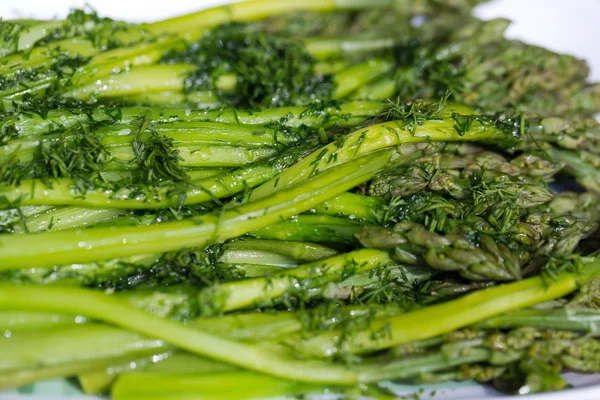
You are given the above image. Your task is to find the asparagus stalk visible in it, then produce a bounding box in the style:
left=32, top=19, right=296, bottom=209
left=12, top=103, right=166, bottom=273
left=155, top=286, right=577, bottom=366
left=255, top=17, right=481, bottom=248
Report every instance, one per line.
left=11, top=206, right=123, bottom=233
left=64, top=57, right=394, bottom=105
left=248, top=104, right=520, bottom=201
left=475, top=307, right=600, bottom=332
left=305, top=36, right=398, bottom=60
left=0, top=138, right=319, bottom=209
left=225, top=239, right=337, bottom=262
left=1, top=100, right=385, bottom=141
left=198, top=248, right=393, bottom=314
left=0, top=324, right=167, bottom=375
left=143, top=0, right=396, bottom=37
left=0, top=147, right=397, bottom=269
left=79, top=352, right=236, bottom=394
left=350, top=75, right=397, bottom=101
left=357, top=348, right=492, bottom=383
left=0, top=311, right=87, bottom=332
left=290, top=253, right=600, bottom=357
left=250, top=214, right=363, bottom=243
left=0, top=284, right=360, bottom=384
left=310, top=192, right=386, bottom=223
left=0, top=353, right=162, bottom=391
left=332, top=58, right=395, bottom=99
left=112, top=371, right=328, bottom=400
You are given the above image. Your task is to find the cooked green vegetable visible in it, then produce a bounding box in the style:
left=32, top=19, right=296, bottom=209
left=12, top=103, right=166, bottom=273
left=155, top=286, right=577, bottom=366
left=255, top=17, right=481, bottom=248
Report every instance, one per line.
left=1, top=0, right=600, bottom=399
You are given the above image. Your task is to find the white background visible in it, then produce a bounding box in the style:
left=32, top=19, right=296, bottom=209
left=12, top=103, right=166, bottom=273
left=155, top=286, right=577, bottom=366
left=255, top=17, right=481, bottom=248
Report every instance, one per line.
left=1, top=0, right=600, bottom=81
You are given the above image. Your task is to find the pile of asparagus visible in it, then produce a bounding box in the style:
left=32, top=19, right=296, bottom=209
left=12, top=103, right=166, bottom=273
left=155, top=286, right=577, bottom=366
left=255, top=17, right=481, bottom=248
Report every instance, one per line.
left=2, top=1, right=600, bottom=398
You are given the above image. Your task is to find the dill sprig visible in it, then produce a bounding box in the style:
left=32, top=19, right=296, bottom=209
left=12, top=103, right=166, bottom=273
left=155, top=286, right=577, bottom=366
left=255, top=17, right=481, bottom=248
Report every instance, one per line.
left=383, top=93, right=449, bottom=135
left=161, top=22, right=333, bottom=109
left=37, top=7, right=131, bottom=51
left=0, top=122, right=111, bottom=191
left=131, top=123, right=190, bottom=186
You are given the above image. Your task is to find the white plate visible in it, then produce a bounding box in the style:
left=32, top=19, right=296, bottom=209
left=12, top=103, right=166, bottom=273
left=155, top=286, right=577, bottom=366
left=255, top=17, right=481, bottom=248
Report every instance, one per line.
left=1, top=1, right=599, bottom=399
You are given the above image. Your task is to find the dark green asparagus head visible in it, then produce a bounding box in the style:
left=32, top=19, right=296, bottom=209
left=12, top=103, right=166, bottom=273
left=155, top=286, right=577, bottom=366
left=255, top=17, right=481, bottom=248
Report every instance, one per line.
left=370, top=162, right=554, bottom=222
left=161, top=22, right=333, bottom=109
left=484, top=327, right=600, bottom=393
left=394, top=18, right=599, bottom=116
left=450, top=19, right=595, bottom=115
left=358, top=159, right=598, bottom=281
left=548, top=192, right=600, bottom=223
left=357, top=223, right=524, bottom=281
left=254, top=0, right=488, bottom=40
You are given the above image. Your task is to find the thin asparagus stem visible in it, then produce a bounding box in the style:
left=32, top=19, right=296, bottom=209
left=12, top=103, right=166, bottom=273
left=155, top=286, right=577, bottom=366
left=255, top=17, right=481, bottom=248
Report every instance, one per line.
left=225, top=239, right=337, bottom=262
left=475, top=308, right=600, bottom=332
left=290, top=254, right=600, bottom=357
left=333, top=58, right=395, bottom=99
left=350, top=75, right=397, bottom=101
left=0, top=285, right=359, bottom=384
left=143, top=0, right=396, bottom=37
left=112, top=371, right=328, bottom=400
left=3, top=100, right=384, bottom=140
left=198, top=248, right=393, bottom=313
left=0, top=148, right=397, bottom=269
left=305, top=37, right=397, bottom=60
left=250, top=214, right=363, bottom=243
left=0, top=354, right=158, bottom=391
left=0, top=311, right=87, bottom=332
left=0, top=139, right=319, bottom=209
left=0, top=324, right=166, bottom=373
left=249, top=106, right=516, bottom=201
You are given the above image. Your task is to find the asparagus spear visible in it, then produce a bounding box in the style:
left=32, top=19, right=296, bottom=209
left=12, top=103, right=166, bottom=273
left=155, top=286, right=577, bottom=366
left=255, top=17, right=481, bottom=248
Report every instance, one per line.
left=0, top=284, right=360, bottom=384
left=198, top=248, right=393, bottom=314
left=142, top=0, right=397, bottom=38
left=289, top=253, right=600, bottom=357
left=112, top=371, right=328, bottom=400
left=63, top=57, right=393, bottom=107
left=0, top=100, right=385, bottom=142
left=249, top=101, right=521, bottom=201
left=0, top=147, right=398, bottom=269
left=547, top=191, right=600, bottom=222
left=1, top=1, right=396, bottom=109
left=1, top=2, right=600, bottom=398
left=399, top=18, right=600, bottom=116
left=0, top=140, right=319, bottom=209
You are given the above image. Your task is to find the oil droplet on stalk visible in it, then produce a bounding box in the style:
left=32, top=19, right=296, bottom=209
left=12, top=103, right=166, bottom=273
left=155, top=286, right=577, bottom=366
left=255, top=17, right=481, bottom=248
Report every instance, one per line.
left=78, top=241, right=92, bottom=250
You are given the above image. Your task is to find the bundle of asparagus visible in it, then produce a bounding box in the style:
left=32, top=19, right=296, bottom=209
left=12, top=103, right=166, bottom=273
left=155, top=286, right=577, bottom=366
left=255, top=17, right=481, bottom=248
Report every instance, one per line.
left=2, top=1, right=600, bottom=398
